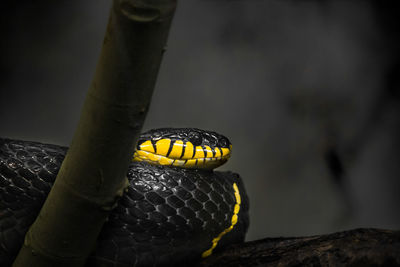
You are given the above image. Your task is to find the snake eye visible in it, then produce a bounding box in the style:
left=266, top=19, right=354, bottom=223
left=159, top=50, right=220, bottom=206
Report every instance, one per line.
left=188, top=132, right=202, bottom=146
left=218, top=138, right=228, bottom=148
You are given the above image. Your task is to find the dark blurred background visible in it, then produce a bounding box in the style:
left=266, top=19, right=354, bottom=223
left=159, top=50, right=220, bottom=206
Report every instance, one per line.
left=1, top=1, right=399, bottom=241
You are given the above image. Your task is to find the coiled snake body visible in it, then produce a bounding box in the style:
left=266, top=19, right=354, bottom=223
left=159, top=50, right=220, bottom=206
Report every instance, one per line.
left=0, top=128, right=249, bottom=266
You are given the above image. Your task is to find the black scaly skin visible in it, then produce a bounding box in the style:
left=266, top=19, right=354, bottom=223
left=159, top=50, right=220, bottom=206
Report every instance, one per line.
left=0, top=138, right=249, bottom=266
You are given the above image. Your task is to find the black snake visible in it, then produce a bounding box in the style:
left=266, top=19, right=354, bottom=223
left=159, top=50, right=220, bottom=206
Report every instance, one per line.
left=0, top=128, right=249, bottom=266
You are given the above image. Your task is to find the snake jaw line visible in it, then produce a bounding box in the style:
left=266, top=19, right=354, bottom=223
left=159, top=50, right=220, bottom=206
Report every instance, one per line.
left=133, top=149, right=230, bottom=169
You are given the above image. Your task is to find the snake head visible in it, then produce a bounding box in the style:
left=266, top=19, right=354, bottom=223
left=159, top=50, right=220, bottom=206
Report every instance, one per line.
left=133, top=128, right=232, bottom=169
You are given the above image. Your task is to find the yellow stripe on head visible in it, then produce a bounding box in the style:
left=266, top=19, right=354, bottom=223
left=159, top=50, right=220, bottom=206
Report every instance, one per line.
left=182, top=142, right=194, bottom=159
left=173, top=159, right=186, bottom=166
left=139, top=140, right=155, bottom=153
left=184, top=159, right=197, bottom=167
left=193, top=146, right=205, bottom=159
left=133, top=129, right=232, bottom=169
left=204, top=145, right=213, bottom=158
left=221, top=147, right=230, bottom=157
left=196, top=158, right=204, bottom=166
left=159, top=157, right=174, bottom=166
left=156, top=139, right=171, bottom=156
left=148, top=153, right=162, bottom=162
left=168, top=140, right=184, bottom=158
left=214, top=147, right=221, bottom=158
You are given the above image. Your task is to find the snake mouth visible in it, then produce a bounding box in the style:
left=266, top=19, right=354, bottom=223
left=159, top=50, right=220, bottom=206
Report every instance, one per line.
left=133, top=150, right=230, bottom=169
left=133, top=139, right=231, bottom=169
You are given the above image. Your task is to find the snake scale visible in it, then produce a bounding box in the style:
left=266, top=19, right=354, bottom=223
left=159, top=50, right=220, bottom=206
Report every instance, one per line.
left=0, top=128, right=249, bottom=266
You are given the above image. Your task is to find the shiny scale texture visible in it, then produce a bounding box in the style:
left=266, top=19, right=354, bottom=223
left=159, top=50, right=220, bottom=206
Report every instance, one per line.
left=0, top=138, right=249, bottom=266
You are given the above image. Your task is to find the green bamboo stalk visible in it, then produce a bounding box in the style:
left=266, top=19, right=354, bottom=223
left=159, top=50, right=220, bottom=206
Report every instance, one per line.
left=12, top=1, right=177, bottom=266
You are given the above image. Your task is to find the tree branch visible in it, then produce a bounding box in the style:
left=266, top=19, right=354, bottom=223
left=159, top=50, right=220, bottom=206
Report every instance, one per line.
left=198, top=228, right=400, bottom=266
left=12, top=1, right=177, bottom=266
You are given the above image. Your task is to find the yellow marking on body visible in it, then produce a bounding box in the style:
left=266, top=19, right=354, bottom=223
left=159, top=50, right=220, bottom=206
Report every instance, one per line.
left=234, top=203, right=240, bottom=214
left=202, top=182, right=241, bottom=258
left=139, top=140, right=155, bottom=153
left=136, top=150, right=150, bottom=158
left=168, top=140, right=184, bottom=158
left=182, top=142, right=194, bottom=159
left=193, top=146, right=205, bottom=159
left=156, top=139, right=171, bottom=156
left=221, top=147, right=230, bottom=157
left=231, top=214, right=238, bottom=225
left=214, top=147, right=221, bottom=158
left=204, top=145, right=213, bottom=158
left=234, top=184, right=241, bottom=204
